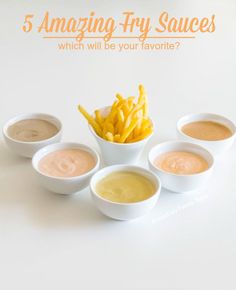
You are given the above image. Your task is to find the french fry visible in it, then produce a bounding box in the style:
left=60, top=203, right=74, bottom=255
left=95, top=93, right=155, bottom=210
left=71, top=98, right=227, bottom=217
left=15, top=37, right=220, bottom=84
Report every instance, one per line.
left=114, top=134, right=121, bottom=142
left=116, top=94, right=123, bottom=101
left=120, top=118, right=139, bottom=143
left=78, top=85, right=153, bottom=144
left=117, top=108, right=125, bottom=123
left=105, top=132, right=114, bottom=142
left=141, top=118, right=151, bottom=131
left=126, top=130, right=134, bottom=142
left=127, top=97, right=135, bottom=109
left=133, top=108, right=143, bottom=137
left=138, top=86, right=144, bottom=105
left=106, top=123, right=114, bottom=135
left=78, top=105, right=102, bottom=136
left=95, top=110, right=103, bottom=126
left=128, top=127, right=153, bottom=143
left=123, top=102, right=144, bottom=131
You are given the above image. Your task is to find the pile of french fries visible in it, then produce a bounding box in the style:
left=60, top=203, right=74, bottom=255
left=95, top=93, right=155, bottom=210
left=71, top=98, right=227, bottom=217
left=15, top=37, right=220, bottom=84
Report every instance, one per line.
left=78, top=85, right=153, bottom=143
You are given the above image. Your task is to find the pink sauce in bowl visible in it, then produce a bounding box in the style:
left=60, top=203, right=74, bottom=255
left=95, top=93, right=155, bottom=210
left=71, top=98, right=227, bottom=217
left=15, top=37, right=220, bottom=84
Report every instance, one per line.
left=38, top=148, right=96, bottom=178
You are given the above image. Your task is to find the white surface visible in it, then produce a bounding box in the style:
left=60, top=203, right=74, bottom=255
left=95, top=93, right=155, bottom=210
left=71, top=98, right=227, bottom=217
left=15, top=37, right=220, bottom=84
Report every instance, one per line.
left=0, top=1, right=236, bottom=289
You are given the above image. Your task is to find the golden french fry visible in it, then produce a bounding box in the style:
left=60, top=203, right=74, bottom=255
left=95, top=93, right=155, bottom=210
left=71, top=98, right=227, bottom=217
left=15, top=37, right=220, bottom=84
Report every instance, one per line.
left=134, top=119, right=142, bottom=137
left=78, top=85, right=153, bottom=144
left=116, top=94, right=123, bottom=101
left=120, top=118, right=139, bottom=143
left=114, top=134, right=120, bottom=142
left=117, top=108, right=125, bottom=123
left=105, top=132, right=114, bottom=142
left=128, top=127, right=153, bottom=143
left=126, top=130, right=134, bottom=142
left=95, top=110, right=103, bottom=126
left=115, top=120, right=122, bottom=135
left=106, top=122, right=114, bottom=135
left=78, top=105, right=102, bottom=136
left=141, top=118, right=151, bottom=131
left=127, top=97, right=135, bottom=109
left=139, top=84, right=145, bottom=95
left=123, top=102, right=144, bottom=131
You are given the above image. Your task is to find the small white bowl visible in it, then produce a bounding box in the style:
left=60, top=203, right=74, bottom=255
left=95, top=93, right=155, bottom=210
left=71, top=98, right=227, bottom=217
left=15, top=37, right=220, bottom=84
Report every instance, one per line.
left=89, top=107, right=153, bottom=165
left=177, top=113, right=236, bottom=156
left=148, top=141, right=214, bottom=193
left=3, top=113, right=62, bottom=158
left=32, top=142, right=100, bottom=194
left=90, top=165, right=161, bottom=220
left=90, top=127, right=152, bottom=165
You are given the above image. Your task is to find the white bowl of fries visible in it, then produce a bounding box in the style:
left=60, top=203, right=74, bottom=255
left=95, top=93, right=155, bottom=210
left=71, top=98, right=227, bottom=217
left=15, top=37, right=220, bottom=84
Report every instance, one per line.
left=78, top=85, right=154, bottom=165
left=89, top=120, right=153, bottom=165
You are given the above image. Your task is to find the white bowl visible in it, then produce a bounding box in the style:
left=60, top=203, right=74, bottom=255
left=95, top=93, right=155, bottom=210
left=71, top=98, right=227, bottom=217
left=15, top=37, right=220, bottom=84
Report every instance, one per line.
left=148, top=141, right=214, bottom=193
left=89, top=106, right=153, bottom=165
left=90, top=165, right=161, bottom=220
left=90, top=126, right=152, bottom=165
left=177, top=113, right=236, bottom=156
left=32, top=142, right=100, bottom=194
left=3, top=113, right=62, bottom=158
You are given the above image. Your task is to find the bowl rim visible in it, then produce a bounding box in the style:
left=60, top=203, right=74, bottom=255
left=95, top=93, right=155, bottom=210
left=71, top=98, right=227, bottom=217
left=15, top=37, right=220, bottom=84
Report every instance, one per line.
left=177, top=112, right=236, bottom=143
left=32, top=142, right=100, bottom=181
left=90, top=164, right=161, bottom=206
left=3, top=112, right=62, bottom=145
left=148, top=140, right=215, bottom=177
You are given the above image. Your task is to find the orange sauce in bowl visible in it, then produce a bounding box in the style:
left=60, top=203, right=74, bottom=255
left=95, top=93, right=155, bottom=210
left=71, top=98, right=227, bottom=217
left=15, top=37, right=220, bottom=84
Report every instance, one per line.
left=154, top=151, right=209, bottom=175
left=181, top=121, right=232, bottom=141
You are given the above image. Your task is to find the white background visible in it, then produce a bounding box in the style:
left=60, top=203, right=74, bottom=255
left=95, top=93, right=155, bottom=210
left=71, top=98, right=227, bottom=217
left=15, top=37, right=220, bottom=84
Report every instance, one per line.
left=0, top=1, right=236, bottom=289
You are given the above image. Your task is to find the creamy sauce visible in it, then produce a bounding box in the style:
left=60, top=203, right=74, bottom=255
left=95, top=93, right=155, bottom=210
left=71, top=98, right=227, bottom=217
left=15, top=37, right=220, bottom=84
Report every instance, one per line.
left=8, top=119, right=58, bottom=142
left=154, top=151, right=209, bottom=175
left=39, top=149, right=96, bottom=178
left=96, top=171, right=156, bottom=203
left=182, top=121, right=232, bottom=141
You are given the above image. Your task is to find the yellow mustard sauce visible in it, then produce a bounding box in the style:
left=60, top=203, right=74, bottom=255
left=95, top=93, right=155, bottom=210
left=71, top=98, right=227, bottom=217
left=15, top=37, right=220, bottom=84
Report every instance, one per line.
left=95, top=171, right=156, bottom=203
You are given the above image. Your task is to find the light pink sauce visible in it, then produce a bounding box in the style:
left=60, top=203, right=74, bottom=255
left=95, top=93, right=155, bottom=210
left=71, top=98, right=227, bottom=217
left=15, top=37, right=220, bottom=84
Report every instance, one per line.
left=154, top=151, right=209, bottom=175
left=39, top=149, right=96, bottom=178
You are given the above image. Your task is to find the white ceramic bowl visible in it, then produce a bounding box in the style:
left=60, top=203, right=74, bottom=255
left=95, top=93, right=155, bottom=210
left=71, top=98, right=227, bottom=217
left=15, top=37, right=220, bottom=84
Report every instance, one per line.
left=90, top=127, right=152, bottom=165
left=90, top=165, right=161, bottom=220
left=32, top=142, right=100, bottom=194
left=177, top=113, right=236, bottom=156
left=89, top=107, right=153, bottom=165
left=3, top=113, right=62, bottom=158
left=148, top=141, right=214, bottom=193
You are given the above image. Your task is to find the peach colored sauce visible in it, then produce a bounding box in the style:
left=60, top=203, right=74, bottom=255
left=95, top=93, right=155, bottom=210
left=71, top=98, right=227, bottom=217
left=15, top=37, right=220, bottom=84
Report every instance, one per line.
left=154, top=151, right=209, bottom=175
left=182, top=121, right=232, bottom=141
left=7, top=119, right=58, bottom=142
left=38, top=149, right=96, bottom=178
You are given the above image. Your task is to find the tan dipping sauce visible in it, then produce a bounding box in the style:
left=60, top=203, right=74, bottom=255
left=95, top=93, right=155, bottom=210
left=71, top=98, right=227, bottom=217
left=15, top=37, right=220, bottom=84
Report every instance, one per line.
left=154, top=151, right=209, bottom=175
left=182, top=121, right=232, bottom=141
left=8, top=119, right=58, bottom=142
left=38, top=149, right=96, bottom=178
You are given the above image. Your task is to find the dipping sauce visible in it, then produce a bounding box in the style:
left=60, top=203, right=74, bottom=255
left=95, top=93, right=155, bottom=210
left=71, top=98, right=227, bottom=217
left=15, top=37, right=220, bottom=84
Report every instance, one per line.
left=7, top=119, right=58, bottom=142
left=38, top=149, right=96, bottom=178
left=95, top=171, right=156, bottom=203
left=182, top=121, right=232, bottom=141
left=154, top=151, right=209, bottom=175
